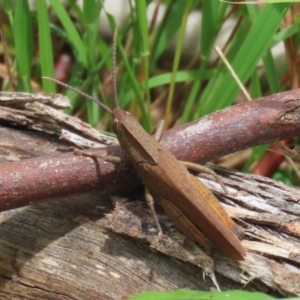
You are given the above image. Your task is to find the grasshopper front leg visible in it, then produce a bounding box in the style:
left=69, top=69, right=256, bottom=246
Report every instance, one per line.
left=145, top=187, right=163, bottom=245
left=74, top=149, right=126, bottom=163
left=74, top=147, right=164, bottom=242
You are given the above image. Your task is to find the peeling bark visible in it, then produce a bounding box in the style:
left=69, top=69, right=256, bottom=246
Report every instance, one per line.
left=0, top=90, right=300, bottom=298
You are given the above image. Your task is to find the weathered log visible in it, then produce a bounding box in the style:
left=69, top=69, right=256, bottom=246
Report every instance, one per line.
left=0, top=91, right=300, bottom=298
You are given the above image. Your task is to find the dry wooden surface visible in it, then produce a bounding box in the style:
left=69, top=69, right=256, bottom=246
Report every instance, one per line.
left=0, top=91, right=300, bottom=299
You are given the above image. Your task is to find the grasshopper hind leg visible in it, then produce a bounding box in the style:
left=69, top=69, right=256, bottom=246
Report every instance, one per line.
left=182, top=161, right=228, bottom=194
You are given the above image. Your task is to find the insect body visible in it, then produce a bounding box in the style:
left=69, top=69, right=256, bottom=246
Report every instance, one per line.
left=112, top=108, right=246, bottom=260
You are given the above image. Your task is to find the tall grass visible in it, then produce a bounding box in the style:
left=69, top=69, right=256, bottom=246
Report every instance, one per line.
left=1, top=0, right=297, bottom=179
left=2, top=1, right=293, bottom=122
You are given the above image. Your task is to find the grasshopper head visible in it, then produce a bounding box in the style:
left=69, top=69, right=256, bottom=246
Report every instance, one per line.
left=112, top=108, right=157, bottom=164
left=112, top=108, right=140, bottom=138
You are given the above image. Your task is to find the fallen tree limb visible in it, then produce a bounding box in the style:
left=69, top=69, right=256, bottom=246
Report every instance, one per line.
left=1, top=89, right=300, bottom=211
left=0, top=90, right=300, bottom=298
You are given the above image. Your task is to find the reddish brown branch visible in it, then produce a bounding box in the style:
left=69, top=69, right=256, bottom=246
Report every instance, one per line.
left=0, top=148, right=139, bottom=211
left=162, top=89, right=300, bottom=162
left=1, top=89, right=300, bottom=212
left=250, top=12, right=299, bottom=178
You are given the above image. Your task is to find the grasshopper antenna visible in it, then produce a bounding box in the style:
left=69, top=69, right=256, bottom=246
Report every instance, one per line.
left=112, top=28, right=119, bottom=109
left=43, top=29, right=121, bottom=114
left=42, top=78, right=113, bottom=115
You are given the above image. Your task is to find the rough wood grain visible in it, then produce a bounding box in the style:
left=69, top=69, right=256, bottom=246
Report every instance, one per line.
left=1, top=90, right=300, bottom=298
left=0, top=125, right=299, bottom=299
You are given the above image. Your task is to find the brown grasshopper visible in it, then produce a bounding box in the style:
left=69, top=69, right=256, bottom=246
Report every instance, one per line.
left=44, top=76, right=246, bottom=260
left=43, top=40, right=245, bottom=262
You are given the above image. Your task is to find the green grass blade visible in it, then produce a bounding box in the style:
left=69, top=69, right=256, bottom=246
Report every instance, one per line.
left=262, top=50, right=282, bottom=93
left=123, top=69, right=214, bottom=105
left=271, top=22, right=299, bottom=46
left=3, top=0, right=13, bottom=25
left=135, top=0, right=151, bottom=119
left=195, top=3, right=291, bottom=118
left=180, top=0, right=225, bottom=124
left=250, top=69, right=262, bottom=99
left=151, top=2, right=192, bottom=64
left=82, top=0, right=102, bottom=126
left=164, top=0, right=193, bottom=127
left=13, top=0, right=33, bottom=92
left=117, top=36, right=152, bottom=132
left=48, top=0, right=88, bottom=67
left=129, top=290, right=277, bottom=300
left=37, top=0, right=55, bottom=93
